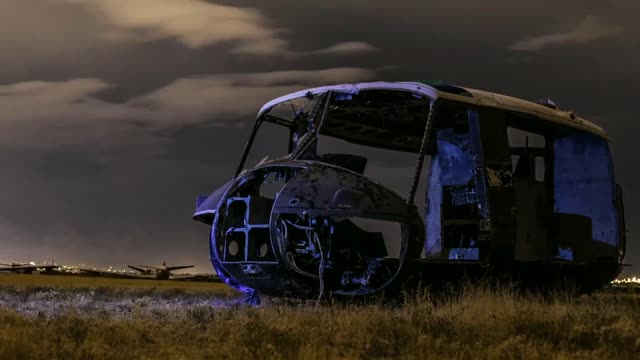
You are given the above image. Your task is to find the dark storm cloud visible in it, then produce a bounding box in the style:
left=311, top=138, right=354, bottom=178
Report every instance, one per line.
left=1, top=0, right=639, bottom=274
left=0, top=0, right=378, bottom=88
left=0, top=68, right=375, bottom=153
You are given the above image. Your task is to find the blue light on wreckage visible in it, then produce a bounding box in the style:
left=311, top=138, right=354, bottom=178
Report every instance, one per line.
left=334, top=93, right=352, bottom=101
left=556, top=247, right=574, bottom=261
left=210, top=257, right=261, bottom=305
left=448, top=248, right=480, bottom=260
left=554, top=133, right=618, bottom=247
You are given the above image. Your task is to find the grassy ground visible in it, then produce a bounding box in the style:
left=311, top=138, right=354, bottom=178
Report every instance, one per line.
left=1, top=274, right=639, bottom=359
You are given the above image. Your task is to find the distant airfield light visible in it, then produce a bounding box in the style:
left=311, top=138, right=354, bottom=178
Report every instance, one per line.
left=611, top=277, right=640, bottom=284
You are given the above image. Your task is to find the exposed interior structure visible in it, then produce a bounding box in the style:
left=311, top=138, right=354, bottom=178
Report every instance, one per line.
left=424, top=104, right=622, bottom=267
left=194, top=82, right=626, bottom=299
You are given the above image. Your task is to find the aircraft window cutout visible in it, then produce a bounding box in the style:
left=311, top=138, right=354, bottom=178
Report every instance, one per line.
left=507, top=127, right=546, bottom=182
left=241, top=121, right=292, bottom=171
left=315, top=134, right=428, bottom=209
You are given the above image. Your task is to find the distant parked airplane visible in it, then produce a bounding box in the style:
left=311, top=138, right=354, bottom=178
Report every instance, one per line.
left=128, top=261, right=194, bottom=280
left=0, top=261, right=59, bottom=274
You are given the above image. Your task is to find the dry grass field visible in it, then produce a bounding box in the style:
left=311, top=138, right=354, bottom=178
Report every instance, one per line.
left=1, top=273, right=639, bottom=359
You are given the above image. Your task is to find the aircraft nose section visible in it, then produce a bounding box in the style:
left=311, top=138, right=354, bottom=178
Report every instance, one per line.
left=204, top=161, right=423, bottom=298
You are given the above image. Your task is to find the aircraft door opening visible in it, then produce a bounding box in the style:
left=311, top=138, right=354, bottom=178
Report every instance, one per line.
left=508, top=127, right=553, bottom=261
left=425, top=108, right=490, bottom=261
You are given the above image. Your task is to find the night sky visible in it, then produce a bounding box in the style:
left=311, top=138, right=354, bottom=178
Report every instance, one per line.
left=1, top=0, right=638, bottom=275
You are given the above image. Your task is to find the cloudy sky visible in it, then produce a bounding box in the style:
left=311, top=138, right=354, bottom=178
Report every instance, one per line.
left=1, top=0, right=638, bottom=274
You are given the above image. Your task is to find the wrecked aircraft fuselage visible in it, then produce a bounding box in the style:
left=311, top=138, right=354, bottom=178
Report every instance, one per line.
left=194, top=81, right=627, bottom=300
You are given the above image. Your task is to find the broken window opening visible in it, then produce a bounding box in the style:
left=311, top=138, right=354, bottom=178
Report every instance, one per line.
left=261, top=89, right=432, bottom=156
left=315, top=90, right=432, bottom=215
left=508, top=127, right=546, bottom=182
left=262, top=89, right=433, bottom=214
left=315, top=134, right=429, bottom=214
left=241, top=121, right=292, bottom=171
left=266, top=94, right=323, bottom=127
left=510, top=155, right=545, bottom=183
left=320, top=89, right=430, bottom=153
left=236, top=93, right=327, bottom=175
left=425, top=108, right=488, bottom=260
left=507, top=126, right=553, bottom=261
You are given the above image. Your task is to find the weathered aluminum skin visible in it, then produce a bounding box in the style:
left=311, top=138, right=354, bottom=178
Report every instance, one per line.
left=258, top=81, right=607, bottom=139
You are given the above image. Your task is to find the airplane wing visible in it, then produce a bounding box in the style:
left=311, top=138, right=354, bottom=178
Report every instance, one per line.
left=165, top=265, right=195, bottom=271
left=128, top=265, right=151, bottom=273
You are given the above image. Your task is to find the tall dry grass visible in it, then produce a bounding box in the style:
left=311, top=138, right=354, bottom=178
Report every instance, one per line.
left=1, top=282, right=639, bottom=360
